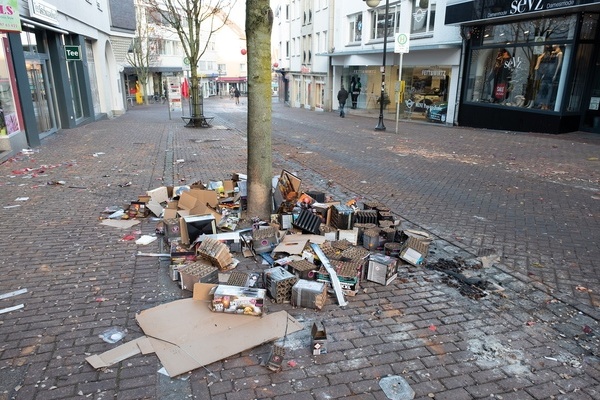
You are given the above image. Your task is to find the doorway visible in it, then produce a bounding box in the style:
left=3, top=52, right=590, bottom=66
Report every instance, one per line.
left=581, top=49, right=600, bottom=133
left=26, top=59, right=57, bottom=138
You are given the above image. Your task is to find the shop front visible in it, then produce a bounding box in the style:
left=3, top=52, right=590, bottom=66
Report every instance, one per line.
left=446, top=0, right=600, bottom=134
left=334, top=47, right=459, bottom=124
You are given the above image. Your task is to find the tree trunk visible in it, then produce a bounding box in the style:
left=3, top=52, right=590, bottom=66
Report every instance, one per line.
left=246, top=1, right=273, bottom=220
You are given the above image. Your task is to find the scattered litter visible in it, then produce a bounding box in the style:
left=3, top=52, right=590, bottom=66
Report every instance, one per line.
left=3, top=205, right=21, bottom=209
left=22, top=148, right=35, bottom=155
left=14, top=197, right=29, bottom=201
left=379, top=376, right=415, bottom=400
left=121, top=234, right=137, bottom=241
left=428, top=324, right=437, bottom=332
left=0, top=288, right=27, bottom=300
left=100, top=219, right=140, bottom=229
left=135, top=235, right=158, bottom=245
left=95, top=297, right=109, bottom=302
left=583, top=325, right=593, bottom=334
left=174, top=159, right=185, bottom=164
left=0, top=304, right=25, bottom=314
left=526, top=321, right=536, bottom=326
left=287, top=360, right=297, bottom=367
left=544, top=356, right=558, bottom=362
left=575, top=285, right=592, bottom=293
left=136, top=252, right=170, bottom=257
left=107, top=209, right=125, bottom=219
left=118, top=182, right=132, bottom=187
left=425, top=258, right=489, bottom=299
left=47, top=181, right=66, bottom=185
left=99, top=327, right=127, bottom=344
left=92, top=152, right=105, bottom=157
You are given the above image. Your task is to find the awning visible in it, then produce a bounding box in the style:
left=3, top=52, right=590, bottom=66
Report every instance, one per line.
left=123, top=66, right=183, bottom=74
left=216, top=77, right=247, bottom=82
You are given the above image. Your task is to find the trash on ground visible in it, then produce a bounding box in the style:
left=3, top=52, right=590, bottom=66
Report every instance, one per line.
left=99, top=327, right=127, bottom=344
left=135, top=235, right=157, bottom=245
left=379, top=375, right=415, bottom=400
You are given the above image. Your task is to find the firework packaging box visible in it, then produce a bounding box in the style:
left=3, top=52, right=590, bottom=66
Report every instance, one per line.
left=263, top=266, right=298, bottom=303
left=210, top=285, right=266, bottom=317
left=311, top=321, right=328, bottom=355
left=366, top=253, right=398, bottom=285
left=398, top=229, right=432, bottom=266
left=179, top=261, right=219, bottom=291
left=291, top=279, right=327, bottom=310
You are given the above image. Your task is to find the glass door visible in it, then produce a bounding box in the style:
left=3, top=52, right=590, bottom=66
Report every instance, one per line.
left=26, top=59, right=57, bottom=137
left=582, top=50, right=600, bottom=133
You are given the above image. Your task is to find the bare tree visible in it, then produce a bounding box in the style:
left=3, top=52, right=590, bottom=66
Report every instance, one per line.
left=146, top=0, right=236, bottom=124
left=126, top=3, right=158, bottom=105
left=246, top=0, right=273, bottom=220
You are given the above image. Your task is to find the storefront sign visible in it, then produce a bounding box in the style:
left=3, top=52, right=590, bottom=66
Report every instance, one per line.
left=28, top=0, right=58, bottom=25
left=446, top=0, right=586, bottom=24
left=0, top=0, right=20, bottom=32
left=64, top=45, right=81, bottom=61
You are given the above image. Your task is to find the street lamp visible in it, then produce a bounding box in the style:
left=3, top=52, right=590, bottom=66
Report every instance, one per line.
left=364, top=0, right=390, bottom=131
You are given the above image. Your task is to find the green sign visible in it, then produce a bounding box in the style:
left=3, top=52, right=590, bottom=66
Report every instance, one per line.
left=65, top=45, right=81, bottom=61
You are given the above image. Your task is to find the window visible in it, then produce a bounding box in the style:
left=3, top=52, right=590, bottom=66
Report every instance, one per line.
left=371, top=4, right=401, bottom=40
left=240, top=63, right=246, bottom=72
left=348, top=13, right=363, bottom=43
left=217, top=64, right=226, bottom=75
left=285, top=40, right=290, bottom=58
left=465, top=15, right=577, bottom=112
left=411, top=0, right=435, bottom=35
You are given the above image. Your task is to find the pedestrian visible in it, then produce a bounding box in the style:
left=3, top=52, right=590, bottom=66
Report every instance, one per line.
left=351, top=77, right=361, bottom=109
left=337, top=86, right=348, bottom=117
left=229, top=87, right=234, bottom=99
left=234, top=87, right=241, bottom=105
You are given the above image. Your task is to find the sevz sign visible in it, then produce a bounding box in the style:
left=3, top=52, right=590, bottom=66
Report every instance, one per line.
left=64, top=45, right=81, bottom=61
left=446, top=0, right=589, bottom=24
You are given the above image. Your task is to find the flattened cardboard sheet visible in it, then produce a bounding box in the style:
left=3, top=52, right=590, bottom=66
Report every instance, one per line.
left=86, top=284, right=303, bottom=377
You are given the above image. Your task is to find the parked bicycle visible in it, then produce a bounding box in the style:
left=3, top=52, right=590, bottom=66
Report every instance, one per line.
left=150, top=92, right=167, bottom=104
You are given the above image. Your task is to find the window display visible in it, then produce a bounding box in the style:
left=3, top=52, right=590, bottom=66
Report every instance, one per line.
left=465, top=15, right=576, bottom=112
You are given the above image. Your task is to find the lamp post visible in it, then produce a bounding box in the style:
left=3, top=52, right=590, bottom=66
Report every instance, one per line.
left=365, top=0, right=390, bottom=131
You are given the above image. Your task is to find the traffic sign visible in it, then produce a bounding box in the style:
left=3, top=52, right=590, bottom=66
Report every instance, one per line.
left=394, top=33, right=409, bottom=53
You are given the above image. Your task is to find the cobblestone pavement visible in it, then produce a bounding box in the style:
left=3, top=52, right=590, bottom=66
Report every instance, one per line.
left=0, top=97, right=598, bottom=400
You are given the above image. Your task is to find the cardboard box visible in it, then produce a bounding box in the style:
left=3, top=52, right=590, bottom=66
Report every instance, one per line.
left=196, top=237, right=234, bottom=271
left=367, top=254, right=398, bottom=285
left=399, top=230, right=432, bottom=266
left=287, top=259, right=317, bottom=280
left=263, top=266, right=299, bottom=304
left=210, top=285, right=266, bottom=316
left=311, top=322, right=327, bottom=355
left=291, top=280, right=327, bottom=310
left=178, top=261, right=219, bottom=291
left=180, top=214, right=217, bottom=245
left=170, top=240, right=196, bottom=264
left=252, top=226, right=279, bottom=254
left=164, top=218, right=181, bottom=239
left=273, top=170, right=301, bottom=213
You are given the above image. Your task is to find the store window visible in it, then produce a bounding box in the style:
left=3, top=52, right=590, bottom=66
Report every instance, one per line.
left=465, top=15, right=577, bottom=112
left=348, top=13, right=362, bottom=43
left=370, top=4, right=401, bottom=41
left=0, top=35, right=21, bottom=136
left=411, top=0, right=435, bottom=35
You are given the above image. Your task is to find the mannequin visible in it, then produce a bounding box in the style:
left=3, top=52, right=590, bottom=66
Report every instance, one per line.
left=489, top=49, right=512, bottom=103
left=534, top=45, right=563, bottom=109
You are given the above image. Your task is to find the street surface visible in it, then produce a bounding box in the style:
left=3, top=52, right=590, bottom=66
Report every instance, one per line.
left=0, top=96, right=598, bottom=399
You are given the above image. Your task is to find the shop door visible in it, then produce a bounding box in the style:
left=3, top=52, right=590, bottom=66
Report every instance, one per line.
left=26, top=60, right=57, bottom=137
left=582, top=50, right=600, bottom=133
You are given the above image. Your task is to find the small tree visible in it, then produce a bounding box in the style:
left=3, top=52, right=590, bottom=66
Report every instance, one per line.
left=146, top=0, right=236, bottom=124
left=126, top=2, right=158, bottom=105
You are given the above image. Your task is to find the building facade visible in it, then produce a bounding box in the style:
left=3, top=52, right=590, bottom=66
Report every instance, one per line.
left=446, top=0, right=600, bottom=134
left=0, top=0, right=134, bottom=158
left=273, top=0, right=462, bottom=125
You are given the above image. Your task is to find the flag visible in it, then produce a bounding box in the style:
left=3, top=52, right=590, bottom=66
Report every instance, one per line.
left=181, top=78, right=189, bottom=98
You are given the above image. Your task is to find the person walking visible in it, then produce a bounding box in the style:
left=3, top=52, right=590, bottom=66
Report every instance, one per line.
left=337, top=86, right=349, bottom=118
left=234, top=87, right=241, bottom=105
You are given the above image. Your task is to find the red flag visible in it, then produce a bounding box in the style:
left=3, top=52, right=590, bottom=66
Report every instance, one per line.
left=181, top=78, right=189, bottom=98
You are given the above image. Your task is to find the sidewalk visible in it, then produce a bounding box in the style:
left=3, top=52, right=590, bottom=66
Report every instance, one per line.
left=0, top=99, right=598, bottom=400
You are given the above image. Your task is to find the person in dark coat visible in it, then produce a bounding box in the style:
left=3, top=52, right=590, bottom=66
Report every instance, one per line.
left=337, top=86, right=349, bottom=117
